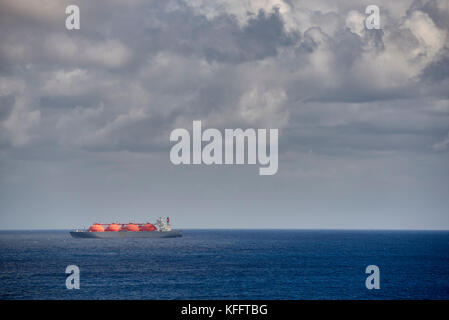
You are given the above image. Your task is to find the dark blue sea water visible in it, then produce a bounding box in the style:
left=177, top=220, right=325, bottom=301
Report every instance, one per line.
left=0, top=230, right=448, bottom=300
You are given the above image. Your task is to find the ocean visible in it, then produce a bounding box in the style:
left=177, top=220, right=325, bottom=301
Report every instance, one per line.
left=0, top=230, right=448, bottom=300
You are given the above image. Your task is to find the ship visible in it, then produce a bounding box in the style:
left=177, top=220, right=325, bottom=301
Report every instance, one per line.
left=70, top=217, right=182, bottom=238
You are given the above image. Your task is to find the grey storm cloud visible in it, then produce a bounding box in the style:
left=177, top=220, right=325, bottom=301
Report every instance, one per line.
left=0, top=0, right=448, bottom=229
left=141, top=6, right=300, bottom=63
left=0, top=0, right=448, bottom=153
left=421, top=52, right=449, bottom=82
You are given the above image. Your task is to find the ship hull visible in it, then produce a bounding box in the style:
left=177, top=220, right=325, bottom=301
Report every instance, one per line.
left=70, top=230, right=182, bottom=238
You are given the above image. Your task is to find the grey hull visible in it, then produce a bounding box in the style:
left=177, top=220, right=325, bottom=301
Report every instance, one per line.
left=70, top=230, right=182, bottom=238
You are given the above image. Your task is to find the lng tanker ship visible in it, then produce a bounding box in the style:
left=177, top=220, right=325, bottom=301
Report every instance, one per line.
left=70, top=217, right=182, bottom=238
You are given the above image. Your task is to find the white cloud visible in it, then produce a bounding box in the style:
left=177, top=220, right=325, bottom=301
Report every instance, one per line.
left=1, top=96, right=41, bottom=147
left=403, top=10, right=446, bottom=63
left=45, top=35, right=131, bottom=69
left=43, top=69, right=92, bottom=95
left=432, top=132, right=449, bottom=151
left=236, top=86, right=288, bottom=128
left=345, top=10, right=366, bottom=36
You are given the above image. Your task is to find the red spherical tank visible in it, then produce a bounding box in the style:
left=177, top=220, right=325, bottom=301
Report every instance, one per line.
left=105, top=223, right=120, bottom=232
left=122, top=223, right=139, bottom=232
left=140, top=223, right=156, bottom=231
left=88, top=224, right=104, bottom=232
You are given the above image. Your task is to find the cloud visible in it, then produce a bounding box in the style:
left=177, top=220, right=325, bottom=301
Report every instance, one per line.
left=44, top=35, right=132, bottom=69
left=432, top=132, right=449, bottom=151
left=0, top=0, right=66, bottom=24
left=0, top=0, right=448, bottom=154
left=421, top=50, right=449, bottom=82
left=1, top=96, right=41, bottom=147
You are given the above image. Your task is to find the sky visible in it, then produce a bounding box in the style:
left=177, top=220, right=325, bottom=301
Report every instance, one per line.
left=0, top=0, right=448, bottom=230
